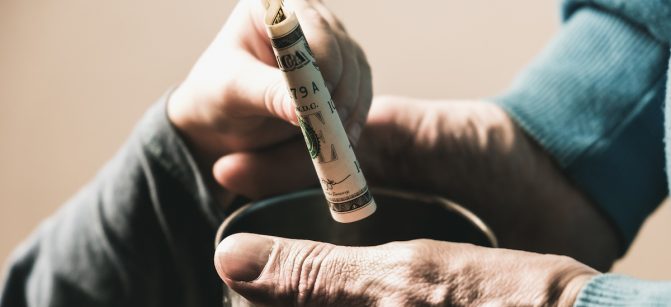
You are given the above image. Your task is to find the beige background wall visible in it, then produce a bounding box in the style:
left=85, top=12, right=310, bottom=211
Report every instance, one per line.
left=1, top=0, right=669, bottom=280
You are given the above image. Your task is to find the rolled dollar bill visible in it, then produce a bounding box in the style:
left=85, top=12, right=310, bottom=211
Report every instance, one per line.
left=262, top=0, right=376, bottom=223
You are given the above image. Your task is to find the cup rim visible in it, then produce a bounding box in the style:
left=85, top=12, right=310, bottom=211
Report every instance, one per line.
left=214, top=187, right=498, bottom=248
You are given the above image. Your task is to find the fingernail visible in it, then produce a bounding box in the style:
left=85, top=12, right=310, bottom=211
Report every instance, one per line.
left=347, top=122, right=362, bottom=145
left=285, top=97, right=299, bottom=126
left=289, top=113, right=299, bottom=126
left=215, top=233, right=273, bottom=282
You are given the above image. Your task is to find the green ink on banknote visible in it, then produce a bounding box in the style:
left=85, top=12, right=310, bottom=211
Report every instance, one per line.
left=299, top=117, right=320, bottom=159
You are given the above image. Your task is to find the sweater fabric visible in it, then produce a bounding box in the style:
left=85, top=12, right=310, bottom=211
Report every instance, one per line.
left=2, top=0, right=671, bottom=306
left=496, top=0, right=671, bottom=305
left=0, top=94, right=228, bottom=307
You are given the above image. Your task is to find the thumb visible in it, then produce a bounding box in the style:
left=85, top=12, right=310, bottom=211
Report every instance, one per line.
left=229, top=60, right=299, bottom=125
left=214, top=233, right=382, bottom=306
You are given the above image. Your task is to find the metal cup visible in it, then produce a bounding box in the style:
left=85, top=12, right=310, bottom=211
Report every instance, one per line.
left=215, top=188, right=498, bottom=306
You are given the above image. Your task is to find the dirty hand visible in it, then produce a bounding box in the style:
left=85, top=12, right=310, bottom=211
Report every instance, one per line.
left=215, top=233, right=597, bottom=306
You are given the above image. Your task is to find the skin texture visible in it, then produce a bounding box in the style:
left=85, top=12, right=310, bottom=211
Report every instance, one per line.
left=358, top=97, right=622, bottom=271
left=215, top=97, right=621, bottom=271
left=215, top=233, right=597, bottom=307
left=168, top=0, right=372, bottom=170
left=166, top=0, right=620, bottom=305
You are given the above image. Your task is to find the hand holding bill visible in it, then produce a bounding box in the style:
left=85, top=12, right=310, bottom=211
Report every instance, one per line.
left=167, top=0, right=371, bottom=177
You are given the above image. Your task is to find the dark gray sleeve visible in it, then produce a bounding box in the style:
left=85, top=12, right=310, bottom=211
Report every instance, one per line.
left=0, top=91, right=227, bottom=307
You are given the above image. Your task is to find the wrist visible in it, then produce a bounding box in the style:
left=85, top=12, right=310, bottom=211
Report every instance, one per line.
left=540, top=254, right=599, bottom=307
left=442, top=102, right=620, bottom=269
left=555, top=272, right=597, bottom=307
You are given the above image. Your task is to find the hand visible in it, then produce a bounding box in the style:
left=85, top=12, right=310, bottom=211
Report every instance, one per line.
left=357, top=97, right=622, bottom=270
left=214, top=96, right=621, bottom=270
left=214, top=233, right=597, bottom=306
left=167, top=0, right=371, bottom=168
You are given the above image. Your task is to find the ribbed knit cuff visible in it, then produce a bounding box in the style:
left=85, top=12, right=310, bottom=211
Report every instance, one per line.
left=575, top=274, right=671, bottom=306
left=494, top=7, right=668, bottom=250
left=563, top=0, right=671, bottom=44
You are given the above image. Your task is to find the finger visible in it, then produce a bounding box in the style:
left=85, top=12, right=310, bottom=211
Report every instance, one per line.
left=213, top=1, right=272, bottom=65
left=214, top=234, right=452, bottom=306
left=328, top=30, right=361, bottom=126
left=214, top=233, right=375, bottom=306
left=306, top=2, right=371, bottom=142
left=212, top=137, right=317, bottom=199
left=226, top=0, right=278, bottom=66
left=228, top=0, right=353, bottom=125
left=345, top=42, right=373, bottom=145
left=226, top=0, right=344, bottom=75
left=304, top=2, right=361, bottom=124
left=266, top=0, right=344, bottom=90
left=310, top=0, right=349, bottom=33
left=224, top=57, right=298, bottom=124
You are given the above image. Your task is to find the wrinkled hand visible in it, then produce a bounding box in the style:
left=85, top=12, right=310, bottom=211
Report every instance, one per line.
left=214, top=96, right=621, bottom=270
left=357, top=97, right=622, bottom=270
left=167, top=0, right=371, bottom=169
left=214, top=233, right=597, bottom=306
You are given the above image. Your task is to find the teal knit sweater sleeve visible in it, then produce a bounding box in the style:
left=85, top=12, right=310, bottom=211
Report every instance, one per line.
left=575, top=274, right=671, bottom=306
left=495, top=5, right=669, bottom=249
left=495, top=1, right=671, bottom=306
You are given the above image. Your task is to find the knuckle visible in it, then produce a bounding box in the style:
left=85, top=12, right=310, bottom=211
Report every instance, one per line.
left=281, top=242, right=340, bottom=305
left=384, top=240, right=441, bottom=278
left=378, top=241, right=418, bottom=273
left=380, top=240, right=448, bottom=306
